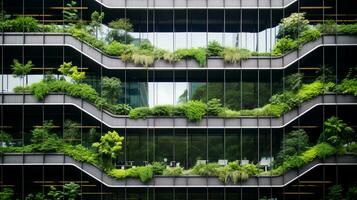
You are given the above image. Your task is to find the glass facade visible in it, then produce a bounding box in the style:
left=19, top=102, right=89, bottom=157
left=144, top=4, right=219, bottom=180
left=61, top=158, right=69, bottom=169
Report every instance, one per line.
left=1, top=0, right=357, bottom=199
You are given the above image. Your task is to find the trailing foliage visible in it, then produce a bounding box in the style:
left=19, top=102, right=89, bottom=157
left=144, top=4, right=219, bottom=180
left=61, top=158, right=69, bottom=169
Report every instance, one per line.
left=318, top=116, right=355, bottom=146
left=221, top=48, right=251, bottom=64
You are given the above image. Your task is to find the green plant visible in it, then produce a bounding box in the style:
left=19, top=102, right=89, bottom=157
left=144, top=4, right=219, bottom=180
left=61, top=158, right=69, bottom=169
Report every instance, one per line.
left=107, top=18, right=134, bottom=44
left=101, top=76, right=122, bottom=104
left=284, top=73, right=304, bottom=91
left=337, top=23, right=357, bottom=35
left=275, top=129, right=309, bottom=166
left=207, top=40, right=224, bottom=56
left=90, top=11, right=105, bottom=38
left=2, top=16, right=40, bottom=32
left=162, top=167, right=184, bottom=176
left=129, top=107, right=152, bottom=119
left=111, top=104, right=132, bottom=115
left=63, top=120, right=80, bottom=143
left=109, top=168, right=127, bottom=179
left=0, top=188, right=14, bottom=200
left=58, top=62, right=86, bottom=83
left=347, top=185, right=357, bottom=200
left=48, top=182, right=80, bottom=200
left=317, top=20, right=338, bottom=34
left=277, top=12, right=309, bottom=39
left=327, top=185, right=343, bottom=200
left=191, top=163, right=220, bottom=176
left=151, top=105, right=175, bottom=117
left=31, top=121, right=56, bottom=143
left=221, top=48, right=251, bottom=64
left=335, top=78, right=357, bottom=96
left=174, top=48, right=207, bottom=67
left=104, top=41, right=127, bottom=56
left=272, top=37, right=298, bottom=56
left=319, top=116, right=354, bottom=146
left=182, top=100, right=207, bottom=121
left=92, top=130, right=124, bottom=160
left=207, top=98, right=223, bottom=116
left=25, top=193, right=46, bottom=200
left=11, top=59, right=34, bottom=85
left=63, top=0, right=79, bottom=24
left=298, top=28, right=321, bottom=44
left=151, top=162, right=166, bottom=175
left=0, top=131, right=12, bottom=145
left=126, top=166, right=154, bottom=182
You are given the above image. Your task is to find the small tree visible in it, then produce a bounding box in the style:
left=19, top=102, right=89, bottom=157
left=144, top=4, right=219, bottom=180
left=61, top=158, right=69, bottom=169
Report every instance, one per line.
left=11, top=59, right=34, bottom=85
left=90, top=11, right=105, bottom=38
left=58, top=62, right=86, bottom=83
left=92, top=130, right=124, bottom=165
left=106, top=18, right=134, bottom=44
left=319, top=116, right=354, bottom=146
left=277, top=12, right=309, bottom=39
left=101, top=76, right=122, bottom=104
left=63, top=0, right=79, bottom=25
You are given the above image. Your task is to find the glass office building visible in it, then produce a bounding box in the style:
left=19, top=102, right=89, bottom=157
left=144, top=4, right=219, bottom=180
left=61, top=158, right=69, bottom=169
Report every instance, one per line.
left=1, top=0, right=357, bottom=199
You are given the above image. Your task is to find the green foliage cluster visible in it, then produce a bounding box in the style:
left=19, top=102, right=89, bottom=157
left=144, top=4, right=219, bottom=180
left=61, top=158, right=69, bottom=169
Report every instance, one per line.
left=275, top=129, right=309, bottom=166
left=217, top=161, right=262, bottom=184
left=335, top=77, right=357, bottom=96
left=58, top=62, right=86, bottom=83
left=92, top=130, right=124, bottom=160
left=0, top=187, right=13, bottom=200
left=277, top=13, right=310, bottom=39
left=129, top=100, right=207, bottom=121
left=326, top=184, right=357, bottom=200
left=318, top=116, right=355, bottom=146
left=222, top=48, right=251, bottom=64
left=162, top=167, right=184, bottom=176
left=24, top=182, right=80, bottom=200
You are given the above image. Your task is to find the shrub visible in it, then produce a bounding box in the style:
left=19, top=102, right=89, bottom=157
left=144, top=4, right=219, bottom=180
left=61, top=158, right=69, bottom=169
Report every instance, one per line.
left=337, top=23, right=357, bottom=35
left=3, top=16, right=40, bottom=32
left=218, top=108, right=240, bottom=117
left=109, top=169, right=127, bottom=179
left=272, top=37, right=299, bottom=56
left=31, top=121, right=56, bottom=143
left=58, top=62, right=86, bottom=83
left=151, top=105, right=175, bottom=117
left=182, top=100, right=207, bottom=121
left=162, top=167, right=184, bottom=176
left=284, top=73, right=304, bottom=91
left=296, top=80, right=324, bottom=100
left=151, top=162, right=166, bottom=175
left=191, top=163, right=220, bottom=176
left=335, top=78, right=357, bottom=96
left=0, top=188, right=14, bottom=200
left=104, top=41, right=127, bottom=56
left=126, top=166, right=154, bottom=183
left=174, top=48, right=207, bottom=67
left=298, top=28, right=321, bottom=44
left=269, top=91, right=301, bottom=109
left=207, top=41, right=224, bottom=56
left=317, top=20, right=338, bottom=34
left=276, top=12, right=309, bottom=39
left=207, top=98, right=223, bottom=116
left=222, top=48, right=251, bottom=64
left=131, top=53, right=155, bottom=67
left=129, top=107, right=152, bottom=119
left=92, top=131, right=124, bottom=160
left=111, top=104, right=132, bottom=115
left=241, top=163, right=262, bottom=176
left=0, top=131, right=13, bottom=144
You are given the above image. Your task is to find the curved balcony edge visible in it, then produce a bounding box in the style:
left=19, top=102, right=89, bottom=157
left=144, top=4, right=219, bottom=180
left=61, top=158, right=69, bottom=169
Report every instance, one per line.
left=94, top=0, right=297, bottom=9
left=1, top=93, right=356, bottom=129
left=1, top=33, right=357, bottom=70
left=0, top=153, right=356, bottom=188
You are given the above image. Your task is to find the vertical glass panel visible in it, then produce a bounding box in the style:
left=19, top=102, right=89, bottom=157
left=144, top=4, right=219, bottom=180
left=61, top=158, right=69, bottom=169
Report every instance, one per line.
left=242, top=70, right=258, bottom=109
left=155, top=129, right=174, bottom=163
left=259, top=70, right=272, bottom=107
left=208, top=10, right=224, bottom=46
left=188, top=188, right=207, bottom=200
left=225, top=70, right=241, bottom=110
left=242, top=129, right=258, bottom=163
left=175, top=129, right=188, bottom=168
left=208, top=70, right=224, bottom=102
left=208, top=129, right=224, bottom=162
left=126, top=129, right=148, bottom=163
left=226, top=129, right=241, bottom=162
left=208, top=188, right=224, bottom=200
left=188, top=129, right=207, bottom=167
